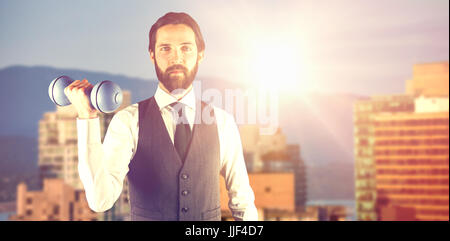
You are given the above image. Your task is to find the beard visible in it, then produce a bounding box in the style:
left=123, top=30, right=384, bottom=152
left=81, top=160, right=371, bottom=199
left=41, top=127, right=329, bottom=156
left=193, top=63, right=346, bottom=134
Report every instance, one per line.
left=155, top=60, right=199, bottom=93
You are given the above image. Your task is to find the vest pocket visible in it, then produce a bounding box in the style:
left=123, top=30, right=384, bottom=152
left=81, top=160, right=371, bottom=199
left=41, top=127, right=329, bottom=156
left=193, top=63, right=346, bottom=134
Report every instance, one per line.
left=201, top=206, right=221, bottom=221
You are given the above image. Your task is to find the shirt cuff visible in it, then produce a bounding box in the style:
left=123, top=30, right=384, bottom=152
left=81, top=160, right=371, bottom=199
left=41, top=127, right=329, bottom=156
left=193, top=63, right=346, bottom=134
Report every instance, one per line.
left=77, top=117, right=101, bottom=144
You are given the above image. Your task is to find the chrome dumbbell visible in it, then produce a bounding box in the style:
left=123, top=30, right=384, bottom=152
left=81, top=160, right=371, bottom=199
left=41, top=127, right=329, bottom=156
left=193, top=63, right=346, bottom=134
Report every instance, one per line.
left=48, top=75, right=123, bottom=113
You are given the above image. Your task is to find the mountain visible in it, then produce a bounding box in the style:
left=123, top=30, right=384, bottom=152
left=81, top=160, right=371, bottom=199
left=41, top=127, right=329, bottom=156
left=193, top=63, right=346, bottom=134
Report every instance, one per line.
left=0, top=136, right=38, bottom=175
left=0, top=136, right=40, bottom=202
left=279, top=92, right=359, bottom=166
left=0, top=65, right=366, bottom=201
left=277, top=92, right=364, bottom=200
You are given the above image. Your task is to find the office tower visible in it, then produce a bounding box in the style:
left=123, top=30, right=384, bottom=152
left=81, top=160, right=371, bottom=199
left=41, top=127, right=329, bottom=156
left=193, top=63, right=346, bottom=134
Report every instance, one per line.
left=288, top=144, right=307, bottom=212
left=374, top=106, right=449, bottom=220
left=354, top=61, right=449, bottom=221
left=354, top=95, right=415, bottom=220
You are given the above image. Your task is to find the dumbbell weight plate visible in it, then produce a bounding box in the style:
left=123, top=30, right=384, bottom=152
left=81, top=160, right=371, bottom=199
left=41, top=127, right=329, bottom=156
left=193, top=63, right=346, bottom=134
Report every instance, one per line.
left=90, top=80, right=123, bottom=113
left=48, top=75, right=74, bottom=106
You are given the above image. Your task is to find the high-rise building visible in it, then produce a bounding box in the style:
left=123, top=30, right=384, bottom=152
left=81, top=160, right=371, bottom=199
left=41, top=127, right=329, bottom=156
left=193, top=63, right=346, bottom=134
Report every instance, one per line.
left=354, top=61, right=449, bottom=221
left=10, top=179, right=97, bottom=221
left=354, top=94, right=415, bottom=220
left=374, top=109, right=449, bottom=220
left=287, top=144, right=307, bottom=212
left=37, top=90, right=132, bottom=220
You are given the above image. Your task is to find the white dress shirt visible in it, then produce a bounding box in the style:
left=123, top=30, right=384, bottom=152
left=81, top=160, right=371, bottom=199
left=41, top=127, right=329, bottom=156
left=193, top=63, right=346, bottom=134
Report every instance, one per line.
left=77, top=84, right=258, bottom=221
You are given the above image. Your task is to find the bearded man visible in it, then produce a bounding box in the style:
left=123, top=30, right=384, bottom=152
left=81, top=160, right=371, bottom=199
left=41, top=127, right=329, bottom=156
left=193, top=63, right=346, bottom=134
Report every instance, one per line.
left=65, top=12, right=258, bottom=221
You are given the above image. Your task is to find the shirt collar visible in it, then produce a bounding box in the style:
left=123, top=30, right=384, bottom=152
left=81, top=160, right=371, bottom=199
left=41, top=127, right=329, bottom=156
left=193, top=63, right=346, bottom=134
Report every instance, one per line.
left=154, top=83, right=196, bottom=111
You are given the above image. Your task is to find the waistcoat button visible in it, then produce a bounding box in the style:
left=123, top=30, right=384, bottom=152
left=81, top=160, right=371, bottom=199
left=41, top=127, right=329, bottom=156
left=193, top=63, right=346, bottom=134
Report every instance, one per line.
left=182, top=190, right=189, bottom=196
left=181, top=174, right=189, bottom=180
left=182, top=207, right=189, bottom=213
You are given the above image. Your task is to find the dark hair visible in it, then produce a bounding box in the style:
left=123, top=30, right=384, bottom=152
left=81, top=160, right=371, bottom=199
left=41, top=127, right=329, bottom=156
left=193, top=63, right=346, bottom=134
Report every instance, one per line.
left=148, top=12, right=205, bottom=53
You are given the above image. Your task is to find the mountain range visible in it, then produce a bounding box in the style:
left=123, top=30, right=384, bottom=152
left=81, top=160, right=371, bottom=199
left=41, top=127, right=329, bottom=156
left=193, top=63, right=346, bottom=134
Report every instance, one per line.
left=0, top=65, right=365, bottom=202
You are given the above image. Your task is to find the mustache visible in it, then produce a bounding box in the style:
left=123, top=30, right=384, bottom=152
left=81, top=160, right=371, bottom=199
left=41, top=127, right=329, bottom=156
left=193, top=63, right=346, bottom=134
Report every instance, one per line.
left=166, top=65, right=188, bottom=73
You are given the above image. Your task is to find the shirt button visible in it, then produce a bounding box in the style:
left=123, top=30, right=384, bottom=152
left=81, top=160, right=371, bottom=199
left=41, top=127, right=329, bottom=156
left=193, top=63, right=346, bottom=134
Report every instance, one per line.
left=182, top=190, right=189, bottom=196
left=182, top=207, right=189, bottom=213
left=181, top=174, right=189, bottom=180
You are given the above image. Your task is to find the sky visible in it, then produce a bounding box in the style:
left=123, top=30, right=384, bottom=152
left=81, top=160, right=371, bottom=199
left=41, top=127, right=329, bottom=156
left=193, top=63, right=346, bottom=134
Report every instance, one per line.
left=0, top=0, right=448, bottom=96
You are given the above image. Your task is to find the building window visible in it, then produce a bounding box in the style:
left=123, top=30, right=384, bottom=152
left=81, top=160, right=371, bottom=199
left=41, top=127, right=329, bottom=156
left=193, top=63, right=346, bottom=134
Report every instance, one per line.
left=26, top=198, right=32, bottom=205
left=26, top=209, right=32, bottom=216
left=53, top=205, right=60, bottom=215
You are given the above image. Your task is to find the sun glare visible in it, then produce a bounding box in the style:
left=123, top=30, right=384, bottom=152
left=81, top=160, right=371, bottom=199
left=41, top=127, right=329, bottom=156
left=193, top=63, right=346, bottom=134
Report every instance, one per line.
left=248, top=40, right=305, bottom=93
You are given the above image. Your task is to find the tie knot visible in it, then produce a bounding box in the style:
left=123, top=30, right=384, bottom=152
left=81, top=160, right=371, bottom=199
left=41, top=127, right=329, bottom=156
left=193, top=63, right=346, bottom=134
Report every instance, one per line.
left=169, top=102, right=185, bottom=117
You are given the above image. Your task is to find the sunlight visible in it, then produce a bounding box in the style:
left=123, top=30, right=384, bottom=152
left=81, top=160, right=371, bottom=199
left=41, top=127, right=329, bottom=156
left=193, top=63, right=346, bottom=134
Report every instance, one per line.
left=247, top=37, right=307, bottom=94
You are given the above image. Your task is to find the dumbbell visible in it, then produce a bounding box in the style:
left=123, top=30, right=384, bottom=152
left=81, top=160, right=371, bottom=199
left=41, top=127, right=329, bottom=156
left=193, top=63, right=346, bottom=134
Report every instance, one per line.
left=48, top=75, right=123, bottom=113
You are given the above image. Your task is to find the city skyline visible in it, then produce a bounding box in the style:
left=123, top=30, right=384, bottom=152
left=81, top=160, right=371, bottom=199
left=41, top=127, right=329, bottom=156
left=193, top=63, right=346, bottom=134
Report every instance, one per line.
left=0, top=1, right=448, bottom=222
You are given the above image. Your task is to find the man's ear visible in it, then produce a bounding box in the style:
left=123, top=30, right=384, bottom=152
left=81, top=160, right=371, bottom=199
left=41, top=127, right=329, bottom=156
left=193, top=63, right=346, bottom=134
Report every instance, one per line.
left=198, top=51, right=204, bottom=64
left=150, top=51, right=155, bottom=65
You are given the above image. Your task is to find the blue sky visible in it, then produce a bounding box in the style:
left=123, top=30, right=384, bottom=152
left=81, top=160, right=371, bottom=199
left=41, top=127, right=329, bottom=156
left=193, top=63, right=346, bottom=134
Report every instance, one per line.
left=0, top=0, right=448, bottom=95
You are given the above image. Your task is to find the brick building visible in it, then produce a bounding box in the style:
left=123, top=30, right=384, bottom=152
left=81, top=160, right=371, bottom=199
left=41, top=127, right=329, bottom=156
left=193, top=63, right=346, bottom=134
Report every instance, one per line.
left=10, top=179, right=97, bottom=221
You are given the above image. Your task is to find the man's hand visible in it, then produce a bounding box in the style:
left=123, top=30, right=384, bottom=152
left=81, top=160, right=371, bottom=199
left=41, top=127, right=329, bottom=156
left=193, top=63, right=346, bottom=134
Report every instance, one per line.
left=64, top=79, right=98, bottom=119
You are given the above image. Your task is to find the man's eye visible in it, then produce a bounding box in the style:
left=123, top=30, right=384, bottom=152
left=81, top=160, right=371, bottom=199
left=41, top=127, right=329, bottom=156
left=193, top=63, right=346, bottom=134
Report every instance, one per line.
left=161, top=47, right=170, bottom=51
left=182, top=46, right=192, bottom=51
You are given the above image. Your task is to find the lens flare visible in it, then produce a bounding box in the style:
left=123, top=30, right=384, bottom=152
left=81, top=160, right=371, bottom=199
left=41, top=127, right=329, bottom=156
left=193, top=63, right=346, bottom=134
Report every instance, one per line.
left=248, top=39, right=305, bottom=94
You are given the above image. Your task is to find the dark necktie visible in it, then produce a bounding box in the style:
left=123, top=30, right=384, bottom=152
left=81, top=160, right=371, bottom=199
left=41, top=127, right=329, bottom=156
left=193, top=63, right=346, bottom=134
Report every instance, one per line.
left=171, top=102, right=192, bottom=162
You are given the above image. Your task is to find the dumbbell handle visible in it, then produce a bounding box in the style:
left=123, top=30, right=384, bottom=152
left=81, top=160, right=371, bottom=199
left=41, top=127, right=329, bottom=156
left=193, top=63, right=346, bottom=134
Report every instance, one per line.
left=74, top=81, right=98, bottom=118
left=62, top=78, right=99, bottom=119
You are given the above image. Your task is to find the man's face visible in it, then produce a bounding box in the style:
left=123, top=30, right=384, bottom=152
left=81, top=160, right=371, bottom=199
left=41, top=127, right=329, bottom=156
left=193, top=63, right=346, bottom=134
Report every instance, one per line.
left=150, top=24, right=204, bottom=93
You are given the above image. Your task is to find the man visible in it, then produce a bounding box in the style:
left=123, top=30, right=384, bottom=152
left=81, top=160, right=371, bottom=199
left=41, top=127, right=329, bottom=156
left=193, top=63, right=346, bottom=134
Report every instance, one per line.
left=65, top=12, right=258, bottom=221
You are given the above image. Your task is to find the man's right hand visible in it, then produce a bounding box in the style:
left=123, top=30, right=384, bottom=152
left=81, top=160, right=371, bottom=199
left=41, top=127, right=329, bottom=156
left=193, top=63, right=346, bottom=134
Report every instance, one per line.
left=64, top=79, right=98, bottom=119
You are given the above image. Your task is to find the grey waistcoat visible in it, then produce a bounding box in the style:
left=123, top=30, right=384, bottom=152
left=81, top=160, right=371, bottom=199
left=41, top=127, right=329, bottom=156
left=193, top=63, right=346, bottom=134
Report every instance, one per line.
left=127, top=96, right=221, bottom=221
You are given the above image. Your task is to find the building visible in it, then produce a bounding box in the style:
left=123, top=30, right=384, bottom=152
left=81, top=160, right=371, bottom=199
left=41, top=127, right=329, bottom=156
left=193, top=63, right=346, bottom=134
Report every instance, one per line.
left=239, top=125, right=287, bottom=172
left=287, top=144, right=307, bottom=212
left=354, top=94, right=415, bottom=220
left=37, top=90, right=132, bottom=220
left=354, top=61, right=449, bottom=221
left=415, top=95, right=449, bottom=113
left=238, top=125, right=307, bottom=213
left=300, top=205, right=350, bottom=221
left=220, top=173, right=296, bottom=221
left=406, top=61, right=449, bottom=97
left=373, top=111, right=449, bottom=221
left=9, top=179, right=97, bottom=221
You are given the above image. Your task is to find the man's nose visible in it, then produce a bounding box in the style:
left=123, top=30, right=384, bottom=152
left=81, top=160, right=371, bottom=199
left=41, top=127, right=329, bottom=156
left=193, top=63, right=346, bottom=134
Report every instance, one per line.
left=170, top=48, right=183, bottom=64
